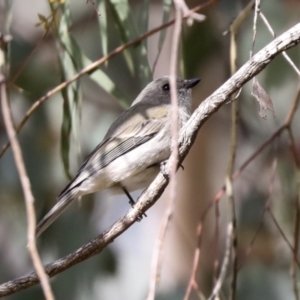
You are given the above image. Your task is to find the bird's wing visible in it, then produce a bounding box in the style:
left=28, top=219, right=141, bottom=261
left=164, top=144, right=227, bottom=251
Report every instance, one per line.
left=59, top=104, right=169, bottom=198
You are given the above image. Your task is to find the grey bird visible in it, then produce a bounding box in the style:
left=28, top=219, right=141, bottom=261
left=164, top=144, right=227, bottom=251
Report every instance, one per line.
left=36, top=76, right=200, bottom=237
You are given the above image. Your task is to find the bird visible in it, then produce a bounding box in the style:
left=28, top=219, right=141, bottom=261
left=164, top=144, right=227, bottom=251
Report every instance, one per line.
left=36, top=76, right=200, bottom=237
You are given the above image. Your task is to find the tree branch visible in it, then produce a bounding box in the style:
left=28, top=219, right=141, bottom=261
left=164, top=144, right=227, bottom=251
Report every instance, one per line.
left=0, top=22, right=299, bottom=298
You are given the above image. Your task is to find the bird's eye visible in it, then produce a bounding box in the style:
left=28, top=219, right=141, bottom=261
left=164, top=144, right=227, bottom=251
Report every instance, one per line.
left=162, top=83, right=170, bottom=91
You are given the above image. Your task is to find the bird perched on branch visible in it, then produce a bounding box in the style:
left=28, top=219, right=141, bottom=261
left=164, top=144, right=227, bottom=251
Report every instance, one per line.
left=36, top=76, right=200, bottom=237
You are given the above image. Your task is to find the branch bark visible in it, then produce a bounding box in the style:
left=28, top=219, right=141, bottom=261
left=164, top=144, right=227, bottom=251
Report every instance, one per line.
left=0, top=22, right=300, bottom=298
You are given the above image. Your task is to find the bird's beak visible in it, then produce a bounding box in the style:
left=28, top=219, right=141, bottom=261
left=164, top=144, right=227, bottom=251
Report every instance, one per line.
left=185, top=78, right=201, bottom=89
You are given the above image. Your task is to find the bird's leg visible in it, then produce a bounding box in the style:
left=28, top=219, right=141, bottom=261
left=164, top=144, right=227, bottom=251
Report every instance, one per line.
left=121, top=187, right=147, bottom=219
left=122, top=186, right=136, bottom=207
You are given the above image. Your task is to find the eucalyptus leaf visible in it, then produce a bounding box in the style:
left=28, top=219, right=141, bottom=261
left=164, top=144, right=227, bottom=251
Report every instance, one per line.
left=61, top=89, right=73, bottom=180
left=49, top=1, right=83, bottom=178
left=95, top=0, right=108, bottom=64
left=107, top=0, right=152, bottom=86
left=137, top=0, right=149, bottom=36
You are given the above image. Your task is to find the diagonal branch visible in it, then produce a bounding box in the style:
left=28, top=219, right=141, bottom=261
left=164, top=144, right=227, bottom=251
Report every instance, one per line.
left=0, top=22, right=300, bottom=298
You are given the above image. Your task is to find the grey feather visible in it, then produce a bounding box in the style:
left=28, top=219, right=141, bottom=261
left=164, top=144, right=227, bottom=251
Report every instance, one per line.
left=35, top=192, right=75, bottom=237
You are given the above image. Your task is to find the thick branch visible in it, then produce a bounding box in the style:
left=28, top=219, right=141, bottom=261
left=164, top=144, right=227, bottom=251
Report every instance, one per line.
left=0, top=22, right=300, bottom=298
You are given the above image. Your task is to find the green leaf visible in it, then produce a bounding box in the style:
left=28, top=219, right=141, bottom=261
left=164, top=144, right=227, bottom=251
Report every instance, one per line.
left=107, top=0, right=152, bottom=87
left=52, top=2, right=128, bottom=106
left=63, top=35, right=129, bottom=108
left=61, top=89, right=73, bottom=180
left=95, top=0, right=108, bottom=64
left=137, top=0, right=149, bottom=36
left=50, top=1, right=82, bottom=178
left=49, top=0, right=141, bottom=178
left=38, top=13, right=47, bottom=22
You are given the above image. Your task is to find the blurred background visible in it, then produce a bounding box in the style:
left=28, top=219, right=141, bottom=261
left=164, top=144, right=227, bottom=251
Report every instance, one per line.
left=0, top=0, right=300, bottom=299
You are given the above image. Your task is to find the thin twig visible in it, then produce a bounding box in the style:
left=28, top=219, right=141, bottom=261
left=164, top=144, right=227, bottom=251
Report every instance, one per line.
left=225, top=175, right=237, bottom=300
left=146, top=3, right=182, bottom=299
left=259, top=12, right=300, bottom=77
left=267, top=209, right=299, bottom=260
left=243, top=208, right=267, bottom=263
left=250, top=0, right=260, bottom=59
left=0, top=77, right=54, bottom=300
left=237, top=145, right=300, bottom=278
left=184, top=224, right=203, bottom=300
left=86, top=0, right=101, bottom=16
left=287, top=128, right=300, bottom=300
left=8, top=30, right=51, bottom=87
left=213, top=197, right=221, bottom=284
left=238, top=78, right=299, bottom=278
left=226, top=3, right=255, bottom=297
left=200, top=79, right=300, bottom=225
left=291, top=190, right=300, bottom=300
left=194, top=124, right=290, bottom=251
left=174, top=0, right=206, bottom=23
left=208, top=223, right=233, bottom=300
left=227, top=28, right=238, bottom=300
left=242, top=158, right=300, bottom=270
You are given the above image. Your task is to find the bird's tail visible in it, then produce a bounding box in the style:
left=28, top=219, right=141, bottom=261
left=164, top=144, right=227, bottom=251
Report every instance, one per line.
left=35, top=193, right=75, bottom=238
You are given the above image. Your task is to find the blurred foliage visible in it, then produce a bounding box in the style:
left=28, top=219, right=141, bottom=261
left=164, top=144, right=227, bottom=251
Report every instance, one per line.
left=0, top=0, right=300, bottom=300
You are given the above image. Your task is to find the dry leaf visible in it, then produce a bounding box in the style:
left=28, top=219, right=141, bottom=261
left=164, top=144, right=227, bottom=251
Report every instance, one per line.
left=251, top=77, right=275, bottom=119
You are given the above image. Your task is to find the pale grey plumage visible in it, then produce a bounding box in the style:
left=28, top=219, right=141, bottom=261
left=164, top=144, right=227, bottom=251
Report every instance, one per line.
left=36, top=76, right=200, bottom=237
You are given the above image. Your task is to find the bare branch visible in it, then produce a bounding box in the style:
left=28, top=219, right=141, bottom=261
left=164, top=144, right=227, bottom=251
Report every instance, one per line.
left=174, top=0, right=206, bottom=23
left=184, top=224, right=203, bottom=300
left=289, top=128, right=300, bottom=300
left=226, top=3, right=255, bottom=297
left=208, top=223, right=233, bottom=300
left=250, top=0, right=260, bottom=59
left=0, top=65, right=54, bottom=300
left=146, top=2, right=183, bottom=299
left=259, top=12, right=300, bottom=76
